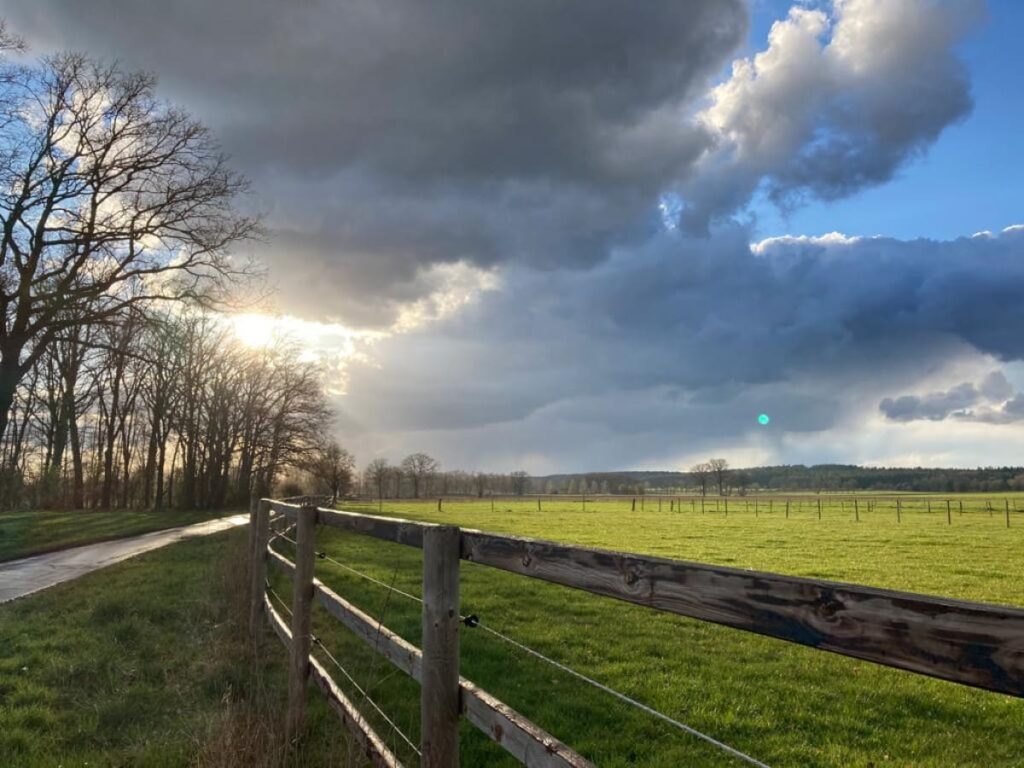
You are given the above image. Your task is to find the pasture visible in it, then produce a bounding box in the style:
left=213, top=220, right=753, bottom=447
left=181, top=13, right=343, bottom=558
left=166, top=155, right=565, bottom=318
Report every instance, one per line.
left=264, top=495, right=1024, bottom=766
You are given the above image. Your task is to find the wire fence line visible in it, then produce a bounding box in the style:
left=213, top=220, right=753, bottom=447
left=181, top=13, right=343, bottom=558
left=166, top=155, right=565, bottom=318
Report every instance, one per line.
left=311, top=633, right=421, bottom=757
left=265, top=545, right=418, bottom=760
left=310, top=546, right=770, bottom=767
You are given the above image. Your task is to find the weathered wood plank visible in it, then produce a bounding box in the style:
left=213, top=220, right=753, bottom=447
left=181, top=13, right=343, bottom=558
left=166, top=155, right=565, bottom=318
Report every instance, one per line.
left=263, top=594, right=404, bottom=768
left=459, top=531, right=1024, bottom=697
left=420, top=526, right=462, bottom=767
left=309, top=655, right=406, bottom=768
left=459, top=679, right=594, bottom=767
left=314, top=581, right=422, bottom=679
left=248, top=499, right=271, bottom=638
left=267, top=548, right=296, bottom=578
left=314, top=581, right=592, bottom=767
left=317, top=507, right=433, bottom=548
left=285, top=504, right=317, bottom=741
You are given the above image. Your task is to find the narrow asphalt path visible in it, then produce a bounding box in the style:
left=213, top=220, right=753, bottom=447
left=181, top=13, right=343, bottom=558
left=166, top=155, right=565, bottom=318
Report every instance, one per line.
left=0, top=514, right=248, bottom=604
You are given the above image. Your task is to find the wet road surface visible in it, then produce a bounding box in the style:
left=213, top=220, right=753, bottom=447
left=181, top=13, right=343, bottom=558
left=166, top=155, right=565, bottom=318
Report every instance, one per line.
left=0, top=514, right=248, bottom=604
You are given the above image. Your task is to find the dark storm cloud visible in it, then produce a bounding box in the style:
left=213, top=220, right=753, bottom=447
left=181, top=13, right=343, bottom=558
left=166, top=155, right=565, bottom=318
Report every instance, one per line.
left=335, top=225, right=1024, bottom=467
left=4, top=1, right=983, bottom=328
left=3, top=0, right=746, bottom=325
left=880, top=383, right=982, bottom=422
left=880, top=371, right=1024, bottom=424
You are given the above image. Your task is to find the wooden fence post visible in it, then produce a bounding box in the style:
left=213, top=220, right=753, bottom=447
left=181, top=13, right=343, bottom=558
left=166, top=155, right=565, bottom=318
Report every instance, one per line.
left=249, top=498, right=271, bottom=638
left=854, top=498, right=859, bottom=522
left=946, top=500, right=952, bottom=526
left=421, top=525, right=462, bottom=767
left=817, top=498, right=822, bottom=520
left=286, top=504, right=318, bottom=743
left=896, top=498, right=901, bottom=524
left=248, top=494, right=259, bottom=579
left=1005, top=499, right=1010, bottom=529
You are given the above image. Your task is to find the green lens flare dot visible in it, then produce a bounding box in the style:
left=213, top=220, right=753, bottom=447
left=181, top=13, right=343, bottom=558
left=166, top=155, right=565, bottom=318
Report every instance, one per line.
left=758, top=413, right=770, bottom=425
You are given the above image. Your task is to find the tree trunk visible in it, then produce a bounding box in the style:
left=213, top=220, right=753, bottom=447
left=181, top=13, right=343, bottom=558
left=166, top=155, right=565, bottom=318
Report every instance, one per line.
left=0, top=356, right=21, bottom=446
left=69, top=412, right=84, bottom=509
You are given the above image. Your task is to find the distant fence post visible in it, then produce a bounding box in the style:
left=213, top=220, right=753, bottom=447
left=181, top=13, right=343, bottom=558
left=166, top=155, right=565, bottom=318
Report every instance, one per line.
left=286, top=503, right=318, bottom=743
left=249, top=498, right=271, bottom=638
left=946, top=500, right=952, bottom=526
left=421, top=525, right=462, bottom=767
left=1006, top=499, right=1010, bottom=529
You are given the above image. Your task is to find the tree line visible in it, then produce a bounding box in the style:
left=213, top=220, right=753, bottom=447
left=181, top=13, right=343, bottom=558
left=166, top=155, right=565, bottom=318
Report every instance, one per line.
left=532, top=463, right=1024, bottom=496
left=0, top=27, right=337, bottom=510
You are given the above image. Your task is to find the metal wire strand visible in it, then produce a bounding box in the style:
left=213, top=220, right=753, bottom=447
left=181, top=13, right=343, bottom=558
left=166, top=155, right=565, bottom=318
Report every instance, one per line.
left=472, top=619, right=770, bottom=768
left=266, top=583, right=293, bottom=617
left=311, top=556, right=769, bottom=768
left=311, top=634, right=421, bottom=757
left=318, top=550, right=424, bottom=605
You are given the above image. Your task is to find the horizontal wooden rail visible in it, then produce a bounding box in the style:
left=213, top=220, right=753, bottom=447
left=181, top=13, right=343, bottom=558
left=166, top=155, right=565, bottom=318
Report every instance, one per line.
left=269, top=501, right=1024, bottom=697
left=313, top=572, right=593, bottom=766
left=263, top=593, right=403, bottom=767
left=459, top=531, right=1024, bottom=697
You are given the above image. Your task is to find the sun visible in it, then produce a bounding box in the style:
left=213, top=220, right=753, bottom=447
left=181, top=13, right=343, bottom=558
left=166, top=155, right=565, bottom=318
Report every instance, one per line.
left=229, top=313, right=280, bottom=348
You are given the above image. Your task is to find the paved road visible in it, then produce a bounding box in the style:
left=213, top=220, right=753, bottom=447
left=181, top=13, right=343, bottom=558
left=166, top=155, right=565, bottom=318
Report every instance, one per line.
left=0, top=514, right=248, bottom=604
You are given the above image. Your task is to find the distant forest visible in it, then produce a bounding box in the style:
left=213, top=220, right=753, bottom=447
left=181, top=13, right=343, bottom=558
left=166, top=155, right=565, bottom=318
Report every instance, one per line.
left=532, top=465, right=1024, bottom=495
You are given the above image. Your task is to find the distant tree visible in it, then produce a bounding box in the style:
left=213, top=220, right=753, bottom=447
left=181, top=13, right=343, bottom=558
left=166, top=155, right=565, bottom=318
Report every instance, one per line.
left=510, top=470, right=529, bottom=496
left=734, top=472, right=751, bottom=496
left=708, top=458, right=729, bottom=496
left=365, top=458, right=389, bottom=500
left=401, top=452, right=439, bottom=498
left=690, top=462, right=710, bottom=497
left=473, top=472, right=488, bottom=498
left=307, top=440, right=355, bottom=503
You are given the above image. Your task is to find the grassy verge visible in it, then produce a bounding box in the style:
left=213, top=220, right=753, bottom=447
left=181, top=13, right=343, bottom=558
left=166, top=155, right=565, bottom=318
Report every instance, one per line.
left=258, top=498, right=1024, bottom=767
left=0, top=527, right=353, bottom=767
left=0, top=507, right=230, bottom=563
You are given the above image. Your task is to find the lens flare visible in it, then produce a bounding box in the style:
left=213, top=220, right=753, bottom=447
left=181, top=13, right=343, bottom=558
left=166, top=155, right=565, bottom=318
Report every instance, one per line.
left=758, top=413, right=770, bottom=426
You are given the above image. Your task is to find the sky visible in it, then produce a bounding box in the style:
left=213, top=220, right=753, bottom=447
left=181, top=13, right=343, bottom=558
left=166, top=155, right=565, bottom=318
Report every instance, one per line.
left=5, top=0, right=1024, bottom=473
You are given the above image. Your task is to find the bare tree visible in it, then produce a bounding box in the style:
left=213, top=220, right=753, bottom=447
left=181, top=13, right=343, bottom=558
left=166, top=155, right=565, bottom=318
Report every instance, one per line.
left=365, top=457, right=389, bottom=500
left=691, top=462, right=710, bottom=497
left=307, top=440, right=355, bottom=504
left=708, top=458, right=729, bottom=496
left=401, top=452, right=439, bottom=499
left=0, top=52, right=258, bottom=443
left=510, top=470, right=529, bottom=496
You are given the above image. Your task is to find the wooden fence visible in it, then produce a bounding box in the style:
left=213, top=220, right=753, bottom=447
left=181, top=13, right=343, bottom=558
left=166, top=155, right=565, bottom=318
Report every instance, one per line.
left=249, top=498, right=1024, bottom=767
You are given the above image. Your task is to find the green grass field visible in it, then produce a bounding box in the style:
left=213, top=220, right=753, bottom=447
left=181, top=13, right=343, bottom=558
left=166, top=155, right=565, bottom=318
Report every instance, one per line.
left=0, top=507, right=228, bottom=563
left=261, top=497, right=1024, bottom=767
left=0, top=527, right=356, bottom=767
